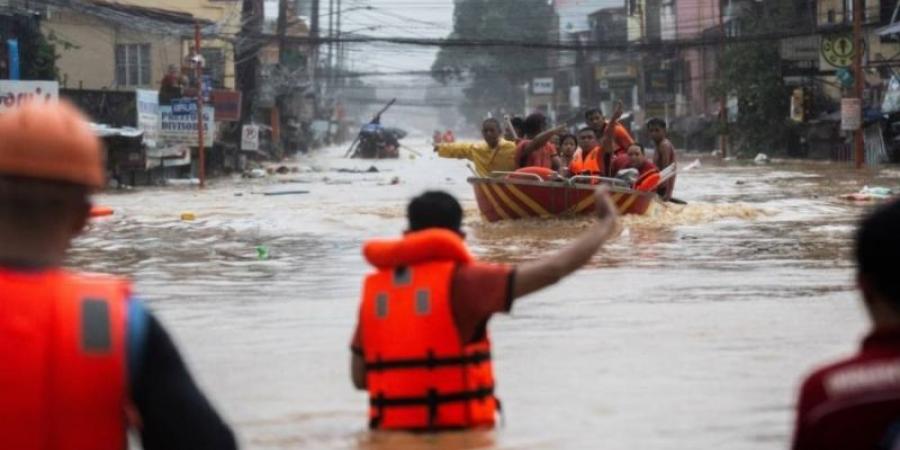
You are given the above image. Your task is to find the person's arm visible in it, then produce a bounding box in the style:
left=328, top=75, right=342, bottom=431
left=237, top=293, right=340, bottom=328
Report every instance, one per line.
left=600, top=102, right=624, bottom=153
left=349, top=322, right=366, bottom=390
left=614, top=124, right=634, bottom=151
left=130, top=308, right=237, bottom=450
left=550, top=154, right=562, bottom=172
left=521, top=125, right=566, bottom=159
left=351, top=352, right=366, bottom=390
left=435, top=142, right=476, bottom=160
left=513, top=189, right=619, bottom=298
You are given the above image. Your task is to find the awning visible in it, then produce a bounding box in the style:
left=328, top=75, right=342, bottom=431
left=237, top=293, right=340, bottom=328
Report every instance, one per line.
left=878, top=21, right=900, bottom=36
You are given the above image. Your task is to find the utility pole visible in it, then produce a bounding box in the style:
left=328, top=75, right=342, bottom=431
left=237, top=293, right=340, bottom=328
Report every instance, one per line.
left=718, top=0, right=728, bottom=158
left=194, top=22, right=205, bottom=188
left=336, top=0, right=341, bottom=87
left=853, top=0, right=864, bottom=168
left=328, top=0, right=334, bottom=90
left=277, top=0, right=287, bottom=63
left=311, top=0, right=320, bottom=84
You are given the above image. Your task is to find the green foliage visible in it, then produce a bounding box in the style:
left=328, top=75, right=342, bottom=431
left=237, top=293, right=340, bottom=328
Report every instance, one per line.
left=708, top=3, right=798, bottom=156
left=431, top=0, right=555, bottom=122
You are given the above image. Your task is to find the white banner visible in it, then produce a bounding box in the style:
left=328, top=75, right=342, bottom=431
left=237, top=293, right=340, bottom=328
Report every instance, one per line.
left=241, top=124, right=260, bottom=151
left=136, top=89, right=159, bottom=148
left=159, top=105, right=215, bottom=147
left=0, top=80, right=59, bottom=113
left=841, top=98, right=862, bottom=131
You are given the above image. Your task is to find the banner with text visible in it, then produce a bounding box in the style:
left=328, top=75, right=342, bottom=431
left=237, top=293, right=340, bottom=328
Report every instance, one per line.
left=160, top=105, right=215, bottom=147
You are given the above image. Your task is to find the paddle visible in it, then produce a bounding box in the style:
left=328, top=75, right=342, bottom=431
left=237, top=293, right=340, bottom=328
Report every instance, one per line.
left=655, top=159, right=700, bottom=205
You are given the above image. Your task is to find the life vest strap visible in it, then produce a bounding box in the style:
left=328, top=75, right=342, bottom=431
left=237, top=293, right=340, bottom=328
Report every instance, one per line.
left=365, top=351, right=491, bottom=372
left=370, top=385, right=495, bottom=408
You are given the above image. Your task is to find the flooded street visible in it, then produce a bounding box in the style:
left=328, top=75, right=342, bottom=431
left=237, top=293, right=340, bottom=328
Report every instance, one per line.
left=70, top=143, right=900, bottom=450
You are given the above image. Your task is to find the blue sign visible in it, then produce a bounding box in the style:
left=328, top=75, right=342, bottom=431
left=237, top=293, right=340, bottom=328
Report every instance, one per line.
left=7, top=39, right=20, bottom=80
left=171, top=98, right=198, bottom=116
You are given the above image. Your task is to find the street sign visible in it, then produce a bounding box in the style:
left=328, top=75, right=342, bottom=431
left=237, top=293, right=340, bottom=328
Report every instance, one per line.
left=241, top=124, right=260, bottom=151
left=171, top=98, right=198, bottom=116
left=532, top=78, right=554, bottom=95
left=841, top=98, right=862, bottom=131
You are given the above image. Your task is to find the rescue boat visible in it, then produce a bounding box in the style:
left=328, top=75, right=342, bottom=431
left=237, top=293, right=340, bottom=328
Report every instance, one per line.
left=467, top=172, right=657, bottom=222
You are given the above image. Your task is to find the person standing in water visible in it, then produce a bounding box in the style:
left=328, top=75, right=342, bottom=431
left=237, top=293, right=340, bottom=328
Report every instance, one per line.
left=349, top=189, right=619, bottom=430
left=647, top=118, right=677, bottom=201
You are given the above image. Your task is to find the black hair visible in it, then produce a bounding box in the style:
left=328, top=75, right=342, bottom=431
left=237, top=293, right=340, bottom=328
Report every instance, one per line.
left=482, top=117, right=501, bottom=129
left=646, top=117, right=667, bottom=130
left=523, top=113, right=546, bottom=137
left=628, top=143, right=646, bottom=154
left=577, top=127, right=596, bottom=136
left=560, top=134, right=578, bottom=146
left=407, top=191, right=463, bottom=234
left=509, top=117, right=525, bottom=136
left=856, top=199, right=900, bottom=304
left=584, top=108, right=603, bottom=120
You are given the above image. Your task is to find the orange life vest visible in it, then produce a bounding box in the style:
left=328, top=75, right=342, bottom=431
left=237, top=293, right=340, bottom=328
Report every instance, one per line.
left=634, top=165, right=661, bottom=192
left=360, top=229, right=498, bottom=431
left=0, top=269, right=130, bottom=450
left=569, top=147, right=604, bottom=184
left=509, top=166, right=556, bottom=181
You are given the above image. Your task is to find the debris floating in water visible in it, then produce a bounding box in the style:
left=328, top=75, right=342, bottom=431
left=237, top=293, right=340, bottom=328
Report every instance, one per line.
left=256, top=245, right=269, bottom=260
left=180, top=212, right=196, bottom=221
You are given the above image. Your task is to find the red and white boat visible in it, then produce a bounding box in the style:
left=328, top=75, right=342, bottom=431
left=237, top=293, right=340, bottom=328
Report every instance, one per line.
left=467, top=172, right=658, bottom=222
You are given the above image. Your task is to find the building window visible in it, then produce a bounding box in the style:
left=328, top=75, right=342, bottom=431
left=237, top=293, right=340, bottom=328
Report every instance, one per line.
left=115, top=43, right=151, bottom=86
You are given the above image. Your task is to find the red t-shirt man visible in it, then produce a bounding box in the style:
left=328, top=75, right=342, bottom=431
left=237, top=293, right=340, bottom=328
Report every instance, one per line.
left=514, top=140, right=558, bottom=169
left=792, top=329, right=900, bottom=450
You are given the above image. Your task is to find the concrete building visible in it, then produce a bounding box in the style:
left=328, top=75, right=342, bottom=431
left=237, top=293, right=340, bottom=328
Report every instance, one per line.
left=42, top=0, right=241, bottom=91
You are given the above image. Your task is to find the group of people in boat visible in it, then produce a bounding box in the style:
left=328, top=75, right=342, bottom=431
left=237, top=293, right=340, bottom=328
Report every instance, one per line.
left=434, top=101, right=677, bottom=201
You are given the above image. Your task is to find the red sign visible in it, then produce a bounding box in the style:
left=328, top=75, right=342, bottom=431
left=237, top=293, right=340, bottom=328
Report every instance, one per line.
left=211, top=90, right=242, bottom=122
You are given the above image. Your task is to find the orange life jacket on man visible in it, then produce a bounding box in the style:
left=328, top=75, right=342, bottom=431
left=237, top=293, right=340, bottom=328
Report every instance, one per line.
left=569, top=146, right=604, bottom=181
left=0, top=269, right=130, bottom=450
left=360, top=229, right=498, bottom=431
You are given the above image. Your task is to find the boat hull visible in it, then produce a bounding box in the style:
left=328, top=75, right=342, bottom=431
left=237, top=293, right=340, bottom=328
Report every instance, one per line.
left=468, top=177, right=656, bottom=222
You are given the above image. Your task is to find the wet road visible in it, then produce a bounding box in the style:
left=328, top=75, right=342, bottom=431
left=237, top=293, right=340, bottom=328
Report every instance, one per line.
left=70, top=143, right=900, bottom=449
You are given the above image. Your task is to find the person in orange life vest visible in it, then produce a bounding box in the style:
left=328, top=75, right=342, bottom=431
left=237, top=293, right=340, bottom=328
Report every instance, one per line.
left=792, top=199, right=900, bottom=450
left=350, top=189, right=620, bottom=431
left=442, top=129, right=456, bottom=143
left=514, top=112, right=564, bottom=170
left=647, top=118, right=677, bottom=201
left=625, top=143, right=661, bottom=192
left=557, top=134, right=578, bottom=176
left=585, top=103, right=634, bottom=176
left=0, top=102, right=236, bottom=450
left=569, top=127, right=603, bottom=177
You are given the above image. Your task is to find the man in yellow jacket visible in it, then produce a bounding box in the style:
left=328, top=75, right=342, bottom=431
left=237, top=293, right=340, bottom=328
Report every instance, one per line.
left=434, top=118, right=517, bottom=176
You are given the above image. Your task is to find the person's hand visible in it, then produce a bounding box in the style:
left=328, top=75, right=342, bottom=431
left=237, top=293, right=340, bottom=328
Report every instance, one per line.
left=593, top=187, right=620, bottom=240
left=551, top=124, right=568, bottom=135
left=610, top=101, right=624, bottom=123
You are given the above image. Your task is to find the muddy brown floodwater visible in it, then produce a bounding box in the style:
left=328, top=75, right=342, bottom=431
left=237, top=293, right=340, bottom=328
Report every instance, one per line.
left=70, top=142, right=900, bottom=449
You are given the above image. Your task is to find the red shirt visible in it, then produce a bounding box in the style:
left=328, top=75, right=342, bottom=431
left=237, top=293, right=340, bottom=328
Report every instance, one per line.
left=793, top=328, right=900, bottom=450
left=515, top=140, right=557, bottom=169
left=351, top=263, right=514, bottom=354
left=609, top=152, right=630, bottom=177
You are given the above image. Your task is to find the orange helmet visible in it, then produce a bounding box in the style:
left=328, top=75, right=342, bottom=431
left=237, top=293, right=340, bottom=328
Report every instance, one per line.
left=0, top=100, right=104, bottom=188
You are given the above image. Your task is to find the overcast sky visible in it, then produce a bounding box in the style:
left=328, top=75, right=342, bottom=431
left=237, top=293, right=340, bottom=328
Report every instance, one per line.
left=266, top=0, right=620, bottom=86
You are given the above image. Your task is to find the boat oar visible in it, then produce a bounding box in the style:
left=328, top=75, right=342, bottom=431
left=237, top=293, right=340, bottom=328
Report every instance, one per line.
left=343, top=135, right=361, bottom=158
left=399, top=143, right=422, bottom=156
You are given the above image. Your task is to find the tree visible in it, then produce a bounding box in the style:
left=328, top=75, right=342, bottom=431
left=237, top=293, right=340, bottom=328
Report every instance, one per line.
left=431, top=0, right=555, bottom=123
left=709, top=2, right=802, bottom=156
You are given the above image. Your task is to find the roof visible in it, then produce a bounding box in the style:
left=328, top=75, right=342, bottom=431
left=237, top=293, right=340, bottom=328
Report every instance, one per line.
left=88, top=1, right=213, bottom=26
left=878, top=21, right=900, bottom=36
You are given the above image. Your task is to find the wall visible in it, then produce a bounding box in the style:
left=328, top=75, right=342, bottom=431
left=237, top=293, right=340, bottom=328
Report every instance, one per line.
left=675, top=0, right=720, bottom=116
left=113, top=0, right=242, bottom=89
left=43, top=9, right=181, bottom=90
